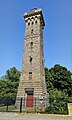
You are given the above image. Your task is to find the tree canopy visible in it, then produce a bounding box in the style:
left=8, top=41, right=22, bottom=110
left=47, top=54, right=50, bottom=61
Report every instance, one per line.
left=45, top=64, right=72, bottom=97
left=45, top=64, right=72, bottom=114
left=0, top=67, right=20, bottom=99
left=5, top=67, right=21, bottom=82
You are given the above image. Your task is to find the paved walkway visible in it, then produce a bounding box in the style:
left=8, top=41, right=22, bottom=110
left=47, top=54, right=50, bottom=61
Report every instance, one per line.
left=0, top=112, right=72, bottom=120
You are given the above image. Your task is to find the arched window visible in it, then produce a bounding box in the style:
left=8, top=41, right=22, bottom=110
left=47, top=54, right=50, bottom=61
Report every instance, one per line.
left=32, top=21, right=34, bottom=25
left=35, top=21, right=37, bottom=24
left=31, top=29, right=33, bottom=33
left=28, top=22, right=30, bottom=26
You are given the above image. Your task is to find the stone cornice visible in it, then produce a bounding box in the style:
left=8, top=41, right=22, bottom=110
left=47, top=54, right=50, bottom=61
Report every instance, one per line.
left=24, top=8, right=45, bottom=26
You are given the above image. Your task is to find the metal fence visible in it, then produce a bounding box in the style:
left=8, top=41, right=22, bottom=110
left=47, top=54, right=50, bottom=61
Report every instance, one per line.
left=0, top=97, right=68, bottom=114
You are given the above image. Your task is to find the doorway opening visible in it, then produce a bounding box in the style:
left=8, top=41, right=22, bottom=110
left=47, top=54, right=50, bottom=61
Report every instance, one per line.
left=25, top=88, right=34, bottom=108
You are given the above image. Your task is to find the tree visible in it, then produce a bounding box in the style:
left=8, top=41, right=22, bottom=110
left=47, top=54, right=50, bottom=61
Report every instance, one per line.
left=45, top=64, right=72, bottom=97
left=45, top=67, right=54, bottom=92
left=48, top=89, right=68, bottom=114
left=0, top=67, right=21, bottom=99
left=45, top=64, right=72, bottom=114
left=5, top=67, right=21, bottom=82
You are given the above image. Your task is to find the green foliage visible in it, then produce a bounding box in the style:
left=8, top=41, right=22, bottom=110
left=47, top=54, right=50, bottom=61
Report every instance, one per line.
left=49, top=89, right=68, bottom=98
left=45, top=100, right=68, bottom=114
left=49, top=89, right=68, bottom=114
left=45, top=64, right=72, bottom=114
left=45, top=64, right=72, bottom=97
left=5, top=67, right=21, bottom=82
left=0, top=67, right=20, bottom=99
left=45, top=67, right=54, bottom=92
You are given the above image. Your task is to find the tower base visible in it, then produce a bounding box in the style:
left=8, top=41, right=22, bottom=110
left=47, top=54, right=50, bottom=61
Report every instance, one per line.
left=15, top=96, right=49, bottom=111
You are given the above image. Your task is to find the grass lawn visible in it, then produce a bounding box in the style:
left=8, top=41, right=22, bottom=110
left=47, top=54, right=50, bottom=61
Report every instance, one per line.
left=0, top=105, right=16, bottom=111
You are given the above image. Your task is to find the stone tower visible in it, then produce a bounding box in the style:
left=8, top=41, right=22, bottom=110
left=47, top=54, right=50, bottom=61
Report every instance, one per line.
left=16, top=8, right=48, bottom=108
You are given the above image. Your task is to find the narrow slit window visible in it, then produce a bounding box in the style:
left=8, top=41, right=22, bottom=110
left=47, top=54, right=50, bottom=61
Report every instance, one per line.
left=30, top=56, right=32, bottom=63
left=42, top=60, right=43, bottom=65
left=29, top=72, right=32, bottom=74
left=35, top=21, right=37, bottom=24
left=32, top=22, right=34, bottom=25
left=29, top=72, right=32, bottom=80
left=31, top=42, right=33, bottom=47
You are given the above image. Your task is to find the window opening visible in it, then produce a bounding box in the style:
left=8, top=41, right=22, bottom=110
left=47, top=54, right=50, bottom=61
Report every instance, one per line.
left=29, top=72, right=32, bottom=74
left=28, top=22, right=30, bottom=25
left=31, top=17, right=34, bottom=19
left=32, top=22, right=34, bottom=25
left=35, top=16, right=37, bottom=18
left=35, top=21, right=37, bottom=24
left=30, top=56, right=32, bottom=63
left=42, top=60, right=43, bottom=65
left=29, top=72, right=32, bottom=80
left=31, top=42, right=33, bottom=47
left=31, top=29, right=33, bottom=33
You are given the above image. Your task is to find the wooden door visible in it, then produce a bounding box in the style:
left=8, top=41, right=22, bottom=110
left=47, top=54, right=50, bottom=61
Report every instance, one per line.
left=26, top=95, right=33, bottom=108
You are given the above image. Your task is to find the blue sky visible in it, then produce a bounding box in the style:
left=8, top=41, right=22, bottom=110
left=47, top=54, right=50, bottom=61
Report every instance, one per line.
left=0, top=0, right=72, bottom=77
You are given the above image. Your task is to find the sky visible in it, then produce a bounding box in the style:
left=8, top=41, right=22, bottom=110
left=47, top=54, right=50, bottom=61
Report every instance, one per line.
left=0, top=0, right=72, bottom=77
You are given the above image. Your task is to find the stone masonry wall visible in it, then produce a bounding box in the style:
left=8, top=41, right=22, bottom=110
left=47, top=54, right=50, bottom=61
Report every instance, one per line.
left=15, top=8, right=48, bottom=108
